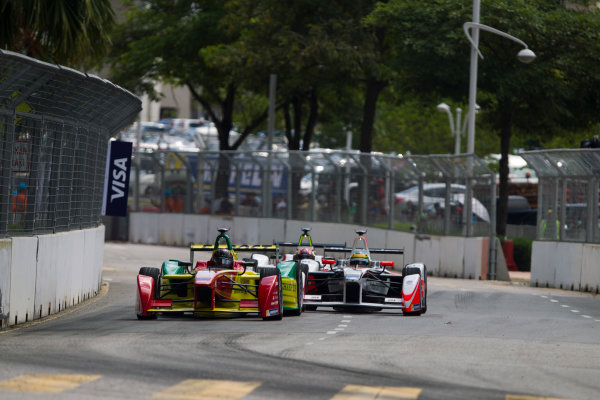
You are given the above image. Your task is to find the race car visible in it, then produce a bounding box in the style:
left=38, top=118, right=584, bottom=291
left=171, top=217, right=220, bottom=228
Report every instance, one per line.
left=276, top=227, right=346, bottom=272
left=303, top=229, right=427, bottom=315
left=136, top=228, right=303, bottom=320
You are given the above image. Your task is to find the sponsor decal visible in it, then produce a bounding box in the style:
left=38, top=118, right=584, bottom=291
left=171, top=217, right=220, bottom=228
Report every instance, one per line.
left=267, top=309, right=280, bottom=316
left=304, top=295, right=321, bottom=300
left=406, top=280, right=413, bottom=285
left=413, top=304, right=420, bottom=311
left=102, top=140, right=132, bottom=217
left=384, top=298, right=403, bottom=303
left=282, top=282, right=295, bottom=292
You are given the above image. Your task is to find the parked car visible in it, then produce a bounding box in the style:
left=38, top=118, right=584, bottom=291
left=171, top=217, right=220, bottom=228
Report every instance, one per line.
left=395, top=183, right=490, bottom=223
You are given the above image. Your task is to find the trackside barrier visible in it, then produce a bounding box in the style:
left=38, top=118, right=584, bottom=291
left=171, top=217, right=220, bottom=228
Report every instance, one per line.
left=0, top=239, right=12, bottom=328
left=0, top=226, right=104, bottom=329
left=531, top=241, right=600, bottom=292
left=128, top=212, right=504, bottom=281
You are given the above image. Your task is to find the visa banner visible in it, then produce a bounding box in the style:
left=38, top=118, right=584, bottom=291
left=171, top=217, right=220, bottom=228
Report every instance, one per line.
left=102, top=140, right=132, bottom=217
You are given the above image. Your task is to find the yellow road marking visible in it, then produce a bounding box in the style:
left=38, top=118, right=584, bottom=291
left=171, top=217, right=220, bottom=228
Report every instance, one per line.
left=507, top=395, right=574, bottom=400
left=152, top=379, right=261, bottom=400
left=331, top=384, right=422, bottom=400
left=0, top=374, right=101, bottom=393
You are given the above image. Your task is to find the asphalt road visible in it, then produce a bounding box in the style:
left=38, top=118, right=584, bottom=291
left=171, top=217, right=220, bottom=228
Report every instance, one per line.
left=0, top=242, right=599, bottom=400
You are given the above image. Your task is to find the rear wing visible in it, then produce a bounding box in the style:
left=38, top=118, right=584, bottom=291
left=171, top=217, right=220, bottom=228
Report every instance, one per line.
left=189, top=244, right=278, bottom=264
left=323, top=246, right=404, bottom=254
left=276, top=242, right=346, bottom=249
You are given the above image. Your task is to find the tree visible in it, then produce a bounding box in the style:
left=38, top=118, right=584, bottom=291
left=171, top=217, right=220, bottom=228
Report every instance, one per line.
left=109, top=0, right=272, bottom=198
left=0, top=0, right=115, bottom=68
left=368, top=0, right=600, bottom=236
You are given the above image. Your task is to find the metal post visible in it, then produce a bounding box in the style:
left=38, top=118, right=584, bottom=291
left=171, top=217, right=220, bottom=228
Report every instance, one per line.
left=134, top=116, right=141, bottom=212
left=488, top=178, right=497, bottom=279
left=466, top=0, right=480, bottom=155
left=455, top=108, right=462, bottom=155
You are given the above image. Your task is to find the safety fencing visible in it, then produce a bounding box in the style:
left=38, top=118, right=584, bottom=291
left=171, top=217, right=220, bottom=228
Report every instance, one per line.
left=521, top=149, right=600, bottom=243
left=128, top=149, right=496, bottom=239
left=521, top=149, right=600, bottom=292
left=0, top=49, right=141, bottom=238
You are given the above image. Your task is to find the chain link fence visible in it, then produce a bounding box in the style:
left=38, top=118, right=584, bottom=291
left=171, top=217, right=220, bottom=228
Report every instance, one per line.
left=0, top=50, right=141, bottom=238
left=521, top=149, right=600, bottom=243
left=128, top=148, right=495, bottom=238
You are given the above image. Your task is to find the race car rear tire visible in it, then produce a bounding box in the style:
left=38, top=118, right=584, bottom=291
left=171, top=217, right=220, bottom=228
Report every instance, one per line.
left=289, top=264, right=308, bottom=316
left=138, top=267, right=161, bottom=319
left=260, top=268, right=283, bottom=321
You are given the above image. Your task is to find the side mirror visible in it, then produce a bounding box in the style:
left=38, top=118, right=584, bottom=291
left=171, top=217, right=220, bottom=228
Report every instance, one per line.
left=380, top=261, right=394, bottom=267
left=322, top=258, right=336, bottom=265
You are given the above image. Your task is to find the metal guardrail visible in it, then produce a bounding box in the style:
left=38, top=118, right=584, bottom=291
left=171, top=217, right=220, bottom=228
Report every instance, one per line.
left=0, top=50, right=141, bottom=237
left=129, top=148, right=496, bottom=238
left=521, top=149, right=600, bottom=243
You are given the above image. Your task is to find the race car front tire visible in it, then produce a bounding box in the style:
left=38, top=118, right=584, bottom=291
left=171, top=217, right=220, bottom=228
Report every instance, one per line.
left=138, top=267, right=161, bottom=319
left=402, top=265, right=425, bottom=316
left=289, top=263, right=308, bottom=316
left=259, top=268, right=283, bottom=321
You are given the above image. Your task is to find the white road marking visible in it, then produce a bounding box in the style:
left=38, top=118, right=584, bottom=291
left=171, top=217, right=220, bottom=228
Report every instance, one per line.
left=550, top=299, right=558, bottom=303
left=327, top=331, right=338, bottom=335
left=570, top=310, right=580, bottom=313
left=338, top=324, right=348, bottom=328
left=341, top=320, right=351, bottom=323
left=561, top=305, right=570, bottom=308
left=581, top=315, right=592, bottom=319
left=540, top=295, right=548, bottom=298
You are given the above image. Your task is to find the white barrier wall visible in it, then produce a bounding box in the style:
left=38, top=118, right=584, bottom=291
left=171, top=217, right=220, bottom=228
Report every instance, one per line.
left=0, top=239, right=12, bottom=328
left=1, top=226, right=104, bottom=329
left=129, top=212, right=499, bottom=280
left=531, top=241, right=599, bottom=292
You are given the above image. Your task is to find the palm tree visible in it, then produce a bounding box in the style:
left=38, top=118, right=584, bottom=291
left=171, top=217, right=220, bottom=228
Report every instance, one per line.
left=0, top=0, right=115, bottom=68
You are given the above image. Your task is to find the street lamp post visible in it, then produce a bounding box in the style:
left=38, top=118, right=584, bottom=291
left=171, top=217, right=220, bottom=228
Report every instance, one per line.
left=464, top=0, right=536, bottom=155
left=436, top=102, right=463, bottom=155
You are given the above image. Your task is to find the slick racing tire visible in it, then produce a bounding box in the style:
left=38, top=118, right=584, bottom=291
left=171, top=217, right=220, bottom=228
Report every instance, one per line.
left=402, top=265, right=425, bottom=316
left=259, top=267, right=283, bottom=321
left=421, top=265, right=428, bottom=314
left=139, top=267, right=161, bottom=297
left=138, top=267, right=161, bottom=320
left=289, top=264, right=308, bottom=316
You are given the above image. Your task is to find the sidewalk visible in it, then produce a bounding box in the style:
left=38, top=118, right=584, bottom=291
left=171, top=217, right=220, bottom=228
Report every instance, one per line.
left=509, top=270, right=531, bottom=283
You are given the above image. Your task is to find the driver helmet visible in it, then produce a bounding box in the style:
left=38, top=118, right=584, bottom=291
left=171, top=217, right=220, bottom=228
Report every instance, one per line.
left=211, top=248, right=233, bottom=268
left=295, top=247, right=315, bottom=261
left=349, top=251, right=370, bottom=267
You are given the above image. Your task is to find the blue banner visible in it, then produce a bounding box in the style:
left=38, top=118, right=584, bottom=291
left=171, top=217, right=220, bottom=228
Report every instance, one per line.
left=102, top=140, right=132, bottom=217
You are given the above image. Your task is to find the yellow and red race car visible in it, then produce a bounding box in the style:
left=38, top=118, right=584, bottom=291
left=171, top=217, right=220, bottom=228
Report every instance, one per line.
left=136, top=228, right=305, bottom=320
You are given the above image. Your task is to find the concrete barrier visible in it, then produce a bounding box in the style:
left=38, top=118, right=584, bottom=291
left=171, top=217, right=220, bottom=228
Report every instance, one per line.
left=0, top=226, right=104, bottom=329
left=0, top=239, right=12, bottom=328
left=128, top=212, right=501, bottom=282
left=531, top=241, right=556, bottom=287
left=554, top=242, right=583, bottom=291
left=581, top=244, right=600, bottom=293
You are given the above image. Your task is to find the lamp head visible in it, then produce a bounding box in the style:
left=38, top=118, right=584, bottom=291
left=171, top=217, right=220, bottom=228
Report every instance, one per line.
left=517, top=48, right=536, bottom=64
left=436, top=103, right=450, bottom=113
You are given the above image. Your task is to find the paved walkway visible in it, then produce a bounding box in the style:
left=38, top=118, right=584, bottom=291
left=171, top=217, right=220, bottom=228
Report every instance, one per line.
left=509, top=271, right=531, bottom=283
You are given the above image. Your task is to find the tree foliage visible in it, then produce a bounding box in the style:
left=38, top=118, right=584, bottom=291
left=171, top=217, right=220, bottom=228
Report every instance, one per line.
left=0, top=0, right=115, bottom=68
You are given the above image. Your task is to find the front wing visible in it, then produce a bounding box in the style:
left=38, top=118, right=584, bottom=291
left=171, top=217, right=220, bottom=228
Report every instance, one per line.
left=303, top=271, right=422, bottom=312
